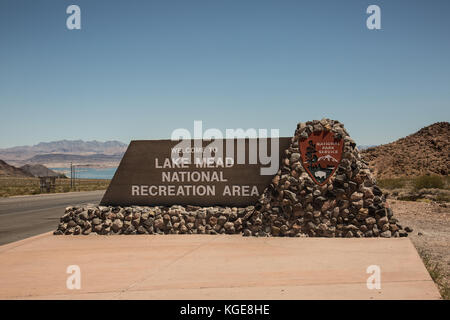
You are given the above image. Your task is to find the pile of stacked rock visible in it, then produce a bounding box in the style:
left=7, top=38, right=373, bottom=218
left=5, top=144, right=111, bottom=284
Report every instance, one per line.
left=54, top=205, right=252, bottom=235
left=245, top=119, right=410, bottom=238
left=54, top=119, right=411, bottom=238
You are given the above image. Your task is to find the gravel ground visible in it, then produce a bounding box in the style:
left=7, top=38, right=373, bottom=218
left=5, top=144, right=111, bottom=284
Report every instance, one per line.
left=389, top=199, right=450, bottom=298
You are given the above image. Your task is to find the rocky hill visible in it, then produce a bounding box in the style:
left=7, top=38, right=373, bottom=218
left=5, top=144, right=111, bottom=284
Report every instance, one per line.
left=0, top=160, right=34, bottom=177
left=20, top=164, right=66, bottom=178
left=362, top=122, right=449, bottom=179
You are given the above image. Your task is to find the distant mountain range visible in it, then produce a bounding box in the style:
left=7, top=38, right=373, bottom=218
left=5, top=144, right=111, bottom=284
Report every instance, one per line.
left=0, top=140, right=128, bottom=167
left=0, top=140, right=127, bottom=159
left=357, top=145, right=377, bottom=151
left=26, top=153, right=124, bottom=163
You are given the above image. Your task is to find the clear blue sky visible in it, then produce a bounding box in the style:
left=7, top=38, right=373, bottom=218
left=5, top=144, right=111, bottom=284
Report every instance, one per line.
left=1, top=0, right=449, bottom=148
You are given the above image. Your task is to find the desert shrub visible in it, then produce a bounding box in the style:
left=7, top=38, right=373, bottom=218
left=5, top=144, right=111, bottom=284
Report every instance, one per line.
left=377, top=178, right=407, bottom=189
left=397, top=195, right=418, bottom=201
left=444, top=176, right=450, bottom=190
left=419, top=249, right=450, bottom=300
left=436, top=193, right=450, bottom=202
left=414, top=175, right=445, bottom=190
left=0, top=177, right=110, bottom=197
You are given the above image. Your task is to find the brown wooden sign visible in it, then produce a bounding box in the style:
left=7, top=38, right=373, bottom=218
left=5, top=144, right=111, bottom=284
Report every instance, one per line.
left=100, top=138, right=291, bottom=206
left=299, top=131, right=344, bottom=185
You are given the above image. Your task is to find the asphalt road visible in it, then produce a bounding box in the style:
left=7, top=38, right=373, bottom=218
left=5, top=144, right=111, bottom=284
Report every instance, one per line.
left=0, top=190, right=104, bottom=245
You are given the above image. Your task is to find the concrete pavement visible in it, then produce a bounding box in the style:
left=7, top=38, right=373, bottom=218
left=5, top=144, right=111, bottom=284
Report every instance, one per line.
left=0, top=191, right=104, bottom=245
left=0, top=234, right=441, bottom=299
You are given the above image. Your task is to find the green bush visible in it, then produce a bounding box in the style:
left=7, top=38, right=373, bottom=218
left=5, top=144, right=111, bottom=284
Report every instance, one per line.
left=436, top=193, right=450, bottom=202
left=377, top=178, right=407, bottom=189
left=414, top=175, right=445, bottom=190
left=419, top=249, right=450, bottom=300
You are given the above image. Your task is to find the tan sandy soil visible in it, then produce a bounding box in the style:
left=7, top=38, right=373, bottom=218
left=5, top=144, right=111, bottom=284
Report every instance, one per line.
left=389, top=199, right=450, bottom=296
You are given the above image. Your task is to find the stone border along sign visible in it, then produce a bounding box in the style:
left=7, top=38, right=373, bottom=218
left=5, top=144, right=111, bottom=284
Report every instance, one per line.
left=100, top=138, right=292, bottom=207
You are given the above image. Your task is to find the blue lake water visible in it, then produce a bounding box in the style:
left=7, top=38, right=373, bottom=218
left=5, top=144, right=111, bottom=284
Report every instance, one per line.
left=50, top=167, right=117, bottom=180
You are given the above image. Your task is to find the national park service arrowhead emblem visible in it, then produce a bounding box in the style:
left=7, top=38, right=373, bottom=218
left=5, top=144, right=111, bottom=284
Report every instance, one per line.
left=299, top=131, right=344, bottom=185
